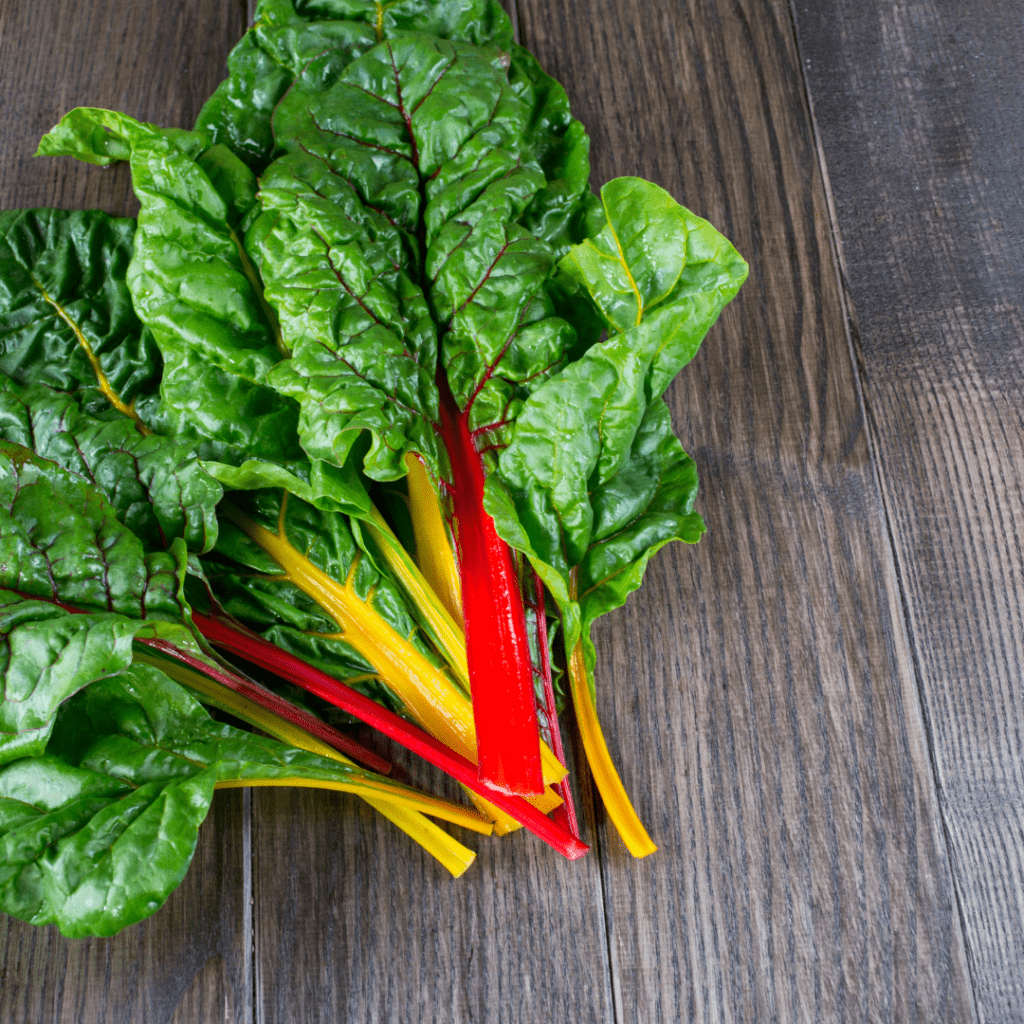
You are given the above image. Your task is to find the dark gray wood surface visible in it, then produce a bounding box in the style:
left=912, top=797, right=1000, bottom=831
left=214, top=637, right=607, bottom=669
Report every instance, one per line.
left=1, top=0, right=1019, bottom=1019
left=792, top=3, right=1024, bottom=1020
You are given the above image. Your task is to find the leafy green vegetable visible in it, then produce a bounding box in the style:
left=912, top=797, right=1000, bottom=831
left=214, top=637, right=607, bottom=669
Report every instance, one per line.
left=195, top=0, right=514, bottom=173
left=0, top=435, right=192, bottom=765
left=36, top=112, right=368, bottom=516
left=0, top=208, right=162, bottom=425
left=21, top=0, right=749, bottom=866
left=251, top=31, right=576, bottom=480
left=0, top=673, right=215, bottom=938
left=36, top=26, right=591, bottom=794
left=0, top=659, right=442, bottom=937
left=0, top=375, right=223, bottom=553
left=0, top=594, right=148, bottom=765
left=505, top=43, right=598, bottom=255
left=487, top=178, right=748, bottom=669
left=0, top=440, right=189, bottom=622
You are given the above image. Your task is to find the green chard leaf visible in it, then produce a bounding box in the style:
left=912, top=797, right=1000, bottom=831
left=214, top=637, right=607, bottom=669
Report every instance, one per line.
left=250, top=32, right=578, bottom=483
left=506, top=43, right=599, bottom=256
left=194, top=29, right=295, bottom=174
left=35, top=114, right=370, bottom=515
left=559, top=176, right=750, bottom=336
left=37, top=112, right=282, bottom=411
left=0, top=660, right=405, bottom=937
left=0, top=440, right=188, bottom=621
left=0, top=594, right=150, bottom=766
left=36, top=15, right=597, bottom=507
left=0, top=208, right=162, bottom=426
left=195, top=0, right=513, bottom=173
left=193, top=2, right=595, bottom=490
left=0, top=375, right=223, bottom=553
left=486, top=178, right=748, bottom=669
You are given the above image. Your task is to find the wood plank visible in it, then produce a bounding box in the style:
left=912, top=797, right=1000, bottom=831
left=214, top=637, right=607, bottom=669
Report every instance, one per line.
left=519, top=0, right=975, bottom=1020
left=0, top=2, right=251, bottom=1022
left=251, top=744, right=615, bottom=1023
left=0, top=0, right=247, bottom=216
left=0, top=791, right=250, bottom=1024
left=791, top=0, right=1024, bottom=1017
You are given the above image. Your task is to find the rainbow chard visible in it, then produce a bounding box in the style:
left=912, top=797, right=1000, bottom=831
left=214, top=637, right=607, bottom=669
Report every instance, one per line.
left=32, top=0, right=746, bottom=852
left=0, top=433, right=497, bottom=927
left=0, top=206, right=578, bottom=858
left=35, top=26, right=591, bottom=795
left=214, top=16, right=593, bottom=796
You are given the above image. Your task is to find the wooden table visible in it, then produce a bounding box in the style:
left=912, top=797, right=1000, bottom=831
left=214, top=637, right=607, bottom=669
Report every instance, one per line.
left=1, top=0, right=1020, bottom=1020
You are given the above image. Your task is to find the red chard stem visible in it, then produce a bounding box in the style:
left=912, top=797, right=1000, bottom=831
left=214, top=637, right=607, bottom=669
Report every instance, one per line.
left=193, top=612, right=586, bottom=859
left=436, top=374, right=544, bottom=796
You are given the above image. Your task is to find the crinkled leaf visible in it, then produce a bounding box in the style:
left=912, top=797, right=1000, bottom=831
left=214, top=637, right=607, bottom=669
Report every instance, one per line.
left=0, top=750, right=213, bottom=938
left=0, top=207, right=308, bottom=501
left=195, top=0, right=512, bottom=173
left=0, top=375, right=223, bottom=553
left=272, top=0, right=513, bottom=47
left=488, top=180, right=747, bottom=660
left=0, top=440, right=188, bottom=621
left=37, top=111, right=280, bottom=391
left=0, top=661, right=402, bottom=936
left=254, top=33, right=578, bottom=482
left=0, top=208, right=163, bottom=424
left=36, top=112, right=371, bottom=514
left=506, top=43, right=598, bottom=257
left=194, top=29, right=295, bottom=174
left=487, top=401, right=704, bottom=669
left=0, top=594, right=148, bottom=766
left=253, top=148, right=442, bottom=479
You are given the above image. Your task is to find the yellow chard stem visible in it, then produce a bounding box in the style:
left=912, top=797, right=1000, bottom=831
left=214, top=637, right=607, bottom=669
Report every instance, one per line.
left=222, top=499, right=479, bottom=759
left=364, top=499, right=470, bottom=693
left=221, top=499, right=567, bottom=831
left=214, top=775, right=490, bottom=834
left=138, top=651, right=487, bottom=875
left=567, top=572, right=657, bottom=858
left=403, top=453, right=464, bottom=630
left=361, top=800, right=477, bottom=877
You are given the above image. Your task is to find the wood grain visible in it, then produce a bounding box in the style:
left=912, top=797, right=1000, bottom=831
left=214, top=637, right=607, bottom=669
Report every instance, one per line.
left=0, top=0, right=247, bottom=216
left=250, top=742, right=615, bottom=1023
left=792, top=1, right=1024, bottom=1019
left=519, top=0, right=974, bottom=1020
left=0, top=791, right=250, bottom=1024
left=0, top=2, right=250, bottom=1022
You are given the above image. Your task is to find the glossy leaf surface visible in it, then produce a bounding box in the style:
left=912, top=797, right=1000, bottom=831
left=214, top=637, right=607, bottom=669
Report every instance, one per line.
left=255, top=32, right=577, bottom=481
left=0, top=208, right=162, bottom=425
left=0, top=661, right=425, bottom=937
left=0, top=594, right=147, bottom=766
left=195, top=0, right=513, bottom=172
left=0, top=375, right=223, bottom=553
left=487, top=179, right=748, bottom=661
left=36, top=117, right=370, bottom=514
left=0, top=440, right=188, bottom=622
